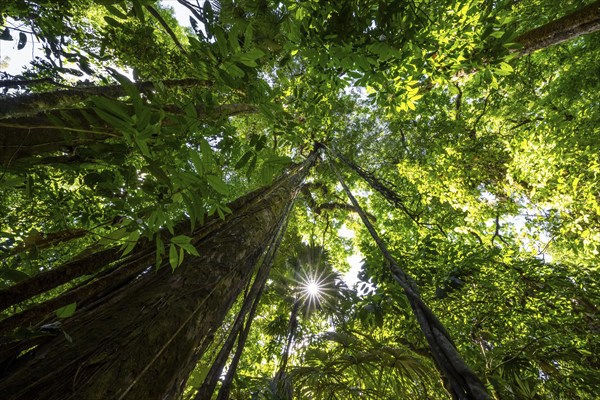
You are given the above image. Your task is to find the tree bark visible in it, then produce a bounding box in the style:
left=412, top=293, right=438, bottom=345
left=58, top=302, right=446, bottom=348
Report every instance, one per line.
left=0, top=79, right=207, bottom=120
left=0, top=103, right=256, bottom=165
left=194, top=219, right=282, bottom=399
left=514, top=0, right=600, bottom=55
left=0, top=152, right=317, bottom=400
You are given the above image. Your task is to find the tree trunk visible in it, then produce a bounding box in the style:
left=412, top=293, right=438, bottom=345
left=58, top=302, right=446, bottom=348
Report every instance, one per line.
left=195, top=214, right=284, bottom=400
left=275, top=300, right=300, bottom=383
left=515, top=0, right=600, bottom=55
left=330, top=156, right=491, bottom=400
left=0, top=152, right=317, bottom=400
left=214, top=272, right=271, bottom=400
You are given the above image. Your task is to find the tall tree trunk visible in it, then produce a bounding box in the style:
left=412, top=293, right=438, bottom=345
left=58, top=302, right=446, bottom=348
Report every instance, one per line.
left=0, top=152, right=317, bottom=400
left=515, top=0, right=600, bottom=55
left=269, top=299, right=301, bottom=400
left=194, top=213, right=287, bottom=400
left=330, top=155, right=490, bottom=400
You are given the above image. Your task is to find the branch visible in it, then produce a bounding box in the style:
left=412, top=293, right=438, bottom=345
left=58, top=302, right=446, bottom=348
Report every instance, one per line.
left=144, top=5, right=186, bottom=52
left=314, top=202, right=377, bottom=222
left=490, top=214, right=508, bottom=246
left=0, top=249, right=154, bottom=335
left=1, top=228, right=89, bottom=260
left=489, top=335, right=551, bottom=373
left=0, top=78, right=209, bottom=120
left=513, top=0, right=600, bottom=56
left=176, top=0, right=204, bottom=24
left=0, top=247, right=122, bottom=312
left=453, top=83, right=462, bottom=120
left=0, top=77, right=61, bottom=89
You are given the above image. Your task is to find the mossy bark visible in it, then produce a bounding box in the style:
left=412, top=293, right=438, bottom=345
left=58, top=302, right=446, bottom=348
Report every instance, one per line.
left=515, top=0, right=600, bottom=55
left=0, top=154, right=315, bottom=399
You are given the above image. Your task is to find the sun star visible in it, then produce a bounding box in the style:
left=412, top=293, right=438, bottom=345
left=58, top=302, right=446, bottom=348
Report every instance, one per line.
left=305, top=281, right=321, bottom=297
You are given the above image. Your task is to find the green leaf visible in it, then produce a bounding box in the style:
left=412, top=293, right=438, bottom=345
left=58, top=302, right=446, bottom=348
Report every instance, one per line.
left=189, top=150, right=204, bottom=175
left=132, top=0, right=145, bottom=22
left=136, top=107, right=152, bottom=131
left=109, top=70, right=142, bottom=110
left=121, top=230, right=140, bottom=256
left=146, top=160, right=171, bottom=187
left=206, top=174, right=229, bottom=195
left=182, top=193, right=197, bottom=231
left=104, top=16, right=122, bottom=28
left=178, top=242, right=199, bottom=257
left=134, top=137, right=151, bottom=157
left=235, top=151, right=253, bottom=169
left=199, top=138, right=214, bottom=166
left=264, top=155, right=293, bottom=166
left=171, top=235, right=192, bottom=245
left=228, top=26, right=241, bottom=54
left=169, top=244, right=179, bottom=271
left=495, top=62, right=514, bottom=76
left=93, top=108, right=131, bottom=133
left=220, top=61, right=245, bottom=78
left=98, top=227, right=129, bottom=246
left=105, top=4, right=128, bottom=19
left=0, top=269, right=30, bottom=283
left=55, top=302, right=77, bottom=318
left=246, top=154, right=258, bottom=178
left=243, top=23, right=254, bottom=48
left=92, top=96, right=130, bottom=119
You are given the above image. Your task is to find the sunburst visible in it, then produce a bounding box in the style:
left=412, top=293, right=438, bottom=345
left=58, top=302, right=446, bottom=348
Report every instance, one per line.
left=296, top=269, right=333, bottom=310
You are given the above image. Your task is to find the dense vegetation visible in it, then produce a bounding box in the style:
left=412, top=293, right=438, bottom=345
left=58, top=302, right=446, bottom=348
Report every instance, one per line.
left=0, top=0, right=598, bottom=399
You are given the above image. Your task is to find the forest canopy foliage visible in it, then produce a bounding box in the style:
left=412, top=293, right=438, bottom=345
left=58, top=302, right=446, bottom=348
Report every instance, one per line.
left=0, top=0, right=599, bottom=399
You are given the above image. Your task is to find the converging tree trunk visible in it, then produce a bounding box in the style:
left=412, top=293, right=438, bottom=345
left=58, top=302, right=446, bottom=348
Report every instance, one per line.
left=329, top=153, right=490, bottom=400
left=0, top=152, right=317, bottom=399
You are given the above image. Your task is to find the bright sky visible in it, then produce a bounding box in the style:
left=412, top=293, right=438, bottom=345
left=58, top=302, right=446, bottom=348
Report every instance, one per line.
left=160, top=0, right=193, bottom=27
left=0, top=18, right=43, bottom=75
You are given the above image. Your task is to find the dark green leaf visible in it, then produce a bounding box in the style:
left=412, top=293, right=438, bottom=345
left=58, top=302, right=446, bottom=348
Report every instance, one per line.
left=55, top=302, right=77, bottom=318
left=235, top=151, right=253, bottom=169
left=0, top=269, right=30, bottom=283
left=178, top=243, right=199, bottom=257
left=169, top=244, right=178, bottom=270
left=0, top=28, right=12, bottom=41
left=105, top=4, right=128, bottom=19
left=104, top=16, right=122, bottom=28
left=170, top=235, right=192, bottom=245
left=17, top=32, right=27, bottom=50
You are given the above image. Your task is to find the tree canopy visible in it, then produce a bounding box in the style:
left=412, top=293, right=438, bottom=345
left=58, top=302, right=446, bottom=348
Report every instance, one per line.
left=0, top=0, right=599, bottom=399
